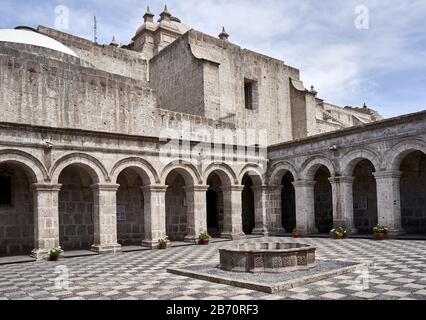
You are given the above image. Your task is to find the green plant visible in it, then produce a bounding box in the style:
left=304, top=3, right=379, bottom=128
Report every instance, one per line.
left=49, top=248, right=61, bottom=258
left=292, top=228, right=300, bottom=233
left=330, top=226, right=347, bottom=238
left=373, top=225, right=388, bottom=234
left=158, top=236, right=169, bottom=245
left=198, top=231, right=211, bottom=240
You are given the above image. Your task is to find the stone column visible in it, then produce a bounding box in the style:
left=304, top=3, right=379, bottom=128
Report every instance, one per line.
left=269, top=185, right=286, bottom=234
left=141, top=185, right=168, bottom=248
left=31, top=183, right=62, bottom=260
left=251, top=186, right=269, bottom=236
left=221, top=185, right=246, bottom=240
left=373, top=171, right=404, bottom=236
left=329, top=176, right=357, bottom=233
left=91, top=184, right=122, bottom=254
left=184, top=185, right=209, bottom=242
left=293, top=180, right=318, bottom=234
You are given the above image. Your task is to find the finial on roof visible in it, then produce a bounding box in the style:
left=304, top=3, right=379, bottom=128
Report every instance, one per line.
left=143, top=6, right=154, bottom=22
left=219, top=27, right=229, bottom=41
left=110, top=36, right=119, bottom=47
left=363, top=103, right=367, bottom=109
left=159, top=5, right=172, bottom=21
left=310, top=85, right=318, bottom=96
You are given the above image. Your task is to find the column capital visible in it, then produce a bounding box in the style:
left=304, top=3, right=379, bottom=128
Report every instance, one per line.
left=220, top=185, right=245, bottom=192
left=90, top=183, right=120, bottom=192
left=251, top=185, right=278, bottom=192
left=373, top=171, right=402, bottom=180
left=140, top=184, right=168, bottom=193
left=183, top=185, right=210, bottom=193
left=31, top=183, right=62, bottom=192
left=329, top=176, right=355, bottom=184
left=292, top=180, right=316, bottom=188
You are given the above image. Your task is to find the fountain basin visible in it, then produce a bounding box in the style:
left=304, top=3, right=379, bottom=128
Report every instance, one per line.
left=219, top=242, right=316, bottom=273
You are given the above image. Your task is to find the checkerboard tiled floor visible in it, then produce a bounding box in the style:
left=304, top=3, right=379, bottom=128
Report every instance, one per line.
left=1, top=237, right=426, bottom=300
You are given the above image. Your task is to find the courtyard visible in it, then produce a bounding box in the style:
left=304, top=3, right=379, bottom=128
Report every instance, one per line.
left=1, top=237, right=426, bottom=300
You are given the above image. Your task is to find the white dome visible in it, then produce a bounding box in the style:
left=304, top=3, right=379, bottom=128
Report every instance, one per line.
left=0, top=29, right=78, bottom=57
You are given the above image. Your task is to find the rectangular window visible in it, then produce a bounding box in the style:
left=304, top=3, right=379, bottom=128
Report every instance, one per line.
left=0, top=171, right=13, bottom=207
left=244, top=80, right=253, bottom=110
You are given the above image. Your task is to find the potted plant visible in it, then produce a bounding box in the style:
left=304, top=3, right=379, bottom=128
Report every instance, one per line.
left=198, top=232, right=211, bottom=245
left=330, top=226, right=347, bottom=240
left=292, top=228, right=301, bottom=238
left=373, top=225, right=387, bottom=240
left=158, top=236, right=169, bottom=250
left=48, top=248, right=61, bottom=261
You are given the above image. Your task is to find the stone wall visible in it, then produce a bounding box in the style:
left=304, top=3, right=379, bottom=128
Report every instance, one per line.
left=149, top=33, right=205, bottom=116
left=187, top=30, right=298, bottom=145
left=207, top=174, right=224, bottom=233
left=281, top=172, right=296, bottom=232
left=148, top=30, right=298, bottom=144
left=58, top=166, right=94, bottom=250
left=0, top=43, right=157, bottom=135
left=242, top=176, right=255, bottom=234
left=116, top=173, right=144, bottom=246
left=400, top=151, right=426, bottom=233
left=314, top=167, right=333, bottom=233
left=166, top=174, right=187, bottom=241
left=38, top=26, right=149, bottom=82
left=353, top=160, right=377, bottom=233
left=0, top=164, right=34, bottom=256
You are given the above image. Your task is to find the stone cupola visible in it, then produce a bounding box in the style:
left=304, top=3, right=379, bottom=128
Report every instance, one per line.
left=109, top=36, right=119, bottom=47
left=219, top=27, right=229, bottom=41
left=143, top=6, right=154, bottom=23
left=158, top=5, right=172, bottom=22
left=131, top=5, right=190, bottom=60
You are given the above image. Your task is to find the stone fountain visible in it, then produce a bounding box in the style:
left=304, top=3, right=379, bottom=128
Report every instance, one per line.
left=219, top=242, right=316, bottom=273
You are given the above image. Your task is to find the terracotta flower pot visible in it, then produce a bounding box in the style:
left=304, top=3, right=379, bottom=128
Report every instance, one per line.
left=49, top=256, right=59, bottom=261
left=292, top=232, right=301, bottom=238
left=374, top=233, right=386, bottom=241
left=200, top=238, right=210, bottom=245
left=159, top=242, right=167, bottom=249
left=334, top=233, right=345, bottom=240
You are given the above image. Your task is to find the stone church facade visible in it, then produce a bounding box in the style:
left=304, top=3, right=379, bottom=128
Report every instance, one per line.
left=0, top=6, right=424, bottom=258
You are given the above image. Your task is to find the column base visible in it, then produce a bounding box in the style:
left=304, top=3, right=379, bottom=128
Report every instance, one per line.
left=142, top=240, right=172, bottom=249
left=220, top=232, right=247, bottom=240
left=31, top=249, right=49, bottom=261
left=386, top=229, right=406, bottom=238
left=347, top=228, right=358, bottom=235
left=298, top=227, right=319, bottom=235
left=184, top=235, right=200, bottom=244
left=252, top=227, right=269, bottom=236
left=31, top=247, right=64, bottom=261
left=142, top=240, right=159, bottom=249
left=91, top=244, right=122, bottom=254
left=265, top=228, right=287, bottom=236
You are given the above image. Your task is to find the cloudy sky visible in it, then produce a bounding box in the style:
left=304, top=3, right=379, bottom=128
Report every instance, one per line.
left=1, top=0, right=425, bottom=118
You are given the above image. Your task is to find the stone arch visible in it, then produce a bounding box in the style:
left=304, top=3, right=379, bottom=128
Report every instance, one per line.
left=239, top=164, right=264, bottom=235
left=267, top=160, right=299, bottom=185
left=110, top=157, right=160, bottom=185
left=340, top=149, right=381, bottom=176
left=0, top=149, right=48, bottom=183
left=203, top=163, right=237, bottom=186
left=238, top=163, right=265, bottom=186
left=0, top=150, right=42, bottom=256
left=301, top=156, right=337, bottom=180
left=385, top=139, right=426, bottom=170
left=50, top=153, right=109, bottom=184
left=160, top=160, right=201, bottom=186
